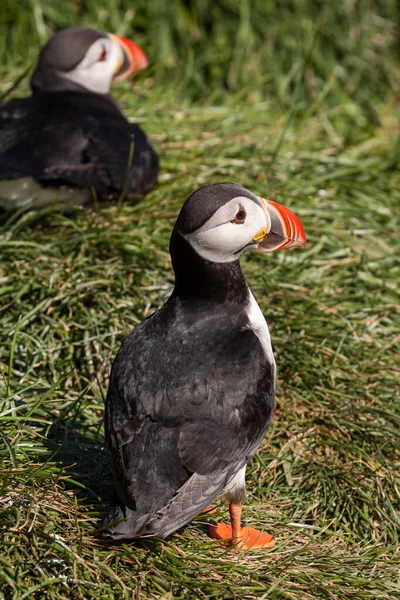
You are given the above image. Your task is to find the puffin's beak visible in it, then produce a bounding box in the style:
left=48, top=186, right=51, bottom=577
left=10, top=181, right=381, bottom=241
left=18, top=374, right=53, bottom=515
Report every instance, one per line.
left=254, top=197, right=306, bottom=252
left=108, top=33, right=149, bottom=81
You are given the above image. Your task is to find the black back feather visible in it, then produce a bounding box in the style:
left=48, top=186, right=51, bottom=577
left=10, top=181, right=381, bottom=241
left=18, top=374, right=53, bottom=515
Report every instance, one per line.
left=0, top=92, right=158, bottom=198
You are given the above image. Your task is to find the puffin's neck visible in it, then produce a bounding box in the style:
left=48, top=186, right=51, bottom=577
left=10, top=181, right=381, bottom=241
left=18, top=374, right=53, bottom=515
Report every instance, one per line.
left=170, top=231, right=249, bottom=304
left=31, top=68, right=119, bottom=111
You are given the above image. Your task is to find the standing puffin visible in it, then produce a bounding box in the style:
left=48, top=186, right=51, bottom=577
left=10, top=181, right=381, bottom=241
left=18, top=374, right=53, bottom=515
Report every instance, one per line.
left=0, top=26, right=158, bottom=203
left=102, top=183, right=306, bottom=548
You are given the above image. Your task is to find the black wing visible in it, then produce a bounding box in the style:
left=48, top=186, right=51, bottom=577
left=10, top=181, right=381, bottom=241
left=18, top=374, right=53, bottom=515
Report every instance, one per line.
left=103, top=295, right=275, bottom=538
left=0, top=95, right=93, bottom=182
left=80, top=118, right=159, bottom=197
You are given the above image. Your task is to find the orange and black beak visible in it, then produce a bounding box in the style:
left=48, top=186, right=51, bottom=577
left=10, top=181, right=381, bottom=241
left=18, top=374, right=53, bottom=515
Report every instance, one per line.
left=254, top=197, right=306, bottom=252
left=108, top=33, right=149, bottom=81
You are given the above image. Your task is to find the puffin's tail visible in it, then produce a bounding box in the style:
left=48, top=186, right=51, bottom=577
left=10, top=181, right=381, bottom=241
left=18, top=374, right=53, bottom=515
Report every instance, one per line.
left=100, top=471, right=229, bottom=541
left=100, top=502, right=150, bottom=540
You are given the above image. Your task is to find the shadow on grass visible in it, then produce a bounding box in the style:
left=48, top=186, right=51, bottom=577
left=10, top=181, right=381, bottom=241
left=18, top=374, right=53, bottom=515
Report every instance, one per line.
left=44, top=406, right=114, bottom=515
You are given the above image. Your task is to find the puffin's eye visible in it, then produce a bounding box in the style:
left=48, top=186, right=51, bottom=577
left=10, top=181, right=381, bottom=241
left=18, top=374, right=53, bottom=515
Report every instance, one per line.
left=232, top=209, right=247, bottom=224
left=97, top=49, right=107, bottom=61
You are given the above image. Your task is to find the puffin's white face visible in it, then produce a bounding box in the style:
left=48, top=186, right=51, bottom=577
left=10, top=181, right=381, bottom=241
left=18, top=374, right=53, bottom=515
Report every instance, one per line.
left=62, top=37, right=122, bottom=94
left=185, top=196, right=268, bottom=263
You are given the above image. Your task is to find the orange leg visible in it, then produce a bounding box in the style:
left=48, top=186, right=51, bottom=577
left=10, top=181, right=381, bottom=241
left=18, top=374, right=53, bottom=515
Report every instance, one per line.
left=229, top=503, right=244, bottom=547
left=208, top=502, right=275, bottom=550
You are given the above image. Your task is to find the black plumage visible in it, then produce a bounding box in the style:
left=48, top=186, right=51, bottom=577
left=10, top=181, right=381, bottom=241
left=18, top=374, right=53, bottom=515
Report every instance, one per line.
left=104, top=277, right=275, bottom=538
left=0, top=93, right=157, bottom=197
left=0, top=26, right=158, bottom=203
left=101, top=183, right=306, bottom=546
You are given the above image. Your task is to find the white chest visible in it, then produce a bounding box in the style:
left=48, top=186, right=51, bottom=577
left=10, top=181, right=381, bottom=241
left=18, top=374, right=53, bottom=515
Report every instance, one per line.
left=246, top=290, right=276, bottom=371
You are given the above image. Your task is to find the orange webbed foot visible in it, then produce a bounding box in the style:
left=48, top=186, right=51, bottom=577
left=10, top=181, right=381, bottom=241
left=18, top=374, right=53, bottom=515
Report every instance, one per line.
left=208, top=522, right=275, bottom=549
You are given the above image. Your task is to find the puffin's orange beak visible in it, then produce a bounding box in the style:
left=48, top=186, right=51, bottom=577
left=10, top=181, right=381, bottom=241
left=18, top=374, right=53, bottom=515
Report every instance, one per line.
left=108, top=33, right=149, bottom=80
left=254, top=197, right=306, bottom=252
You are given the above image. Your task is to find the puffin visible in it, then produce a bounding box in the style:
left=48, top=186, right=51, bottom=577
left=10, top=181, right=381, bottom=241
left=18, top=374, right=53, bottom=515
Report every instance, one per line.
left=0, top=26, right=158, bottom=203
left=102, top=182, right=306, bottom=549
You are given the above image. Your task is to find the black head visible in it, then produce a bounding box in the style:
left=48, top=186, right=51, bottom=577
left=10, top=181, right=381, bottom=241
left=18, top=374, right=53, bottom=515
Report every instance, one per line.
left=169, top=182, right=306, bottom=302
left=174, top=183, right=260, bottom=236
left=171, top=182, right=305, bottom=265
left=31, top=25, right=148, bottom=95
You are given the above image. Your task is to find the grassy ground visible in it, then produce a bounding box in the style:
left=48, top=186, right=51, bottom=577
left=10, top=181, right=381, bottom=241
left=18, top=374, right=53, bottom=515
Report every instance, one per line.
left=1, top=2, right=400, bottom=599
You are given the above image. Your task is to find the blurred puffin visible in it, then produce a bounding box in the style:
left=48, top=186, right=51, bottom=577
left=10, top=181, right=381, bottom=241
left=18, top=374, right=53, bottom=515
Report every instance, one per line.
left=102, top=182, right=306, bottom=549
left=0, top=26, right=158, bottom=201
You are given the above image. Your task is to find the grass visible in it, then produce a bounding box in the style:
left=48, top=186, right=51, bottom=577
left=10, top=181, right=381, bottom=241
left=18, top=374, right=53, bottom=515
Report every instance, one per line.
left=1, top=1, right=400, bottom=599
left=0, top=0, right=399, bottom=103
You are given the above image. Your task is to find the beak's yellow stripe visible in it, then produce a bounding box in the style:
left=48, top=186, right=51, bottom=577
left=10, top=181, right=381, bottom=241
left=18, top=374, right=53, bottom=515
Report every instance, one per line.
left=253, top=227, right=267, bottom=242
